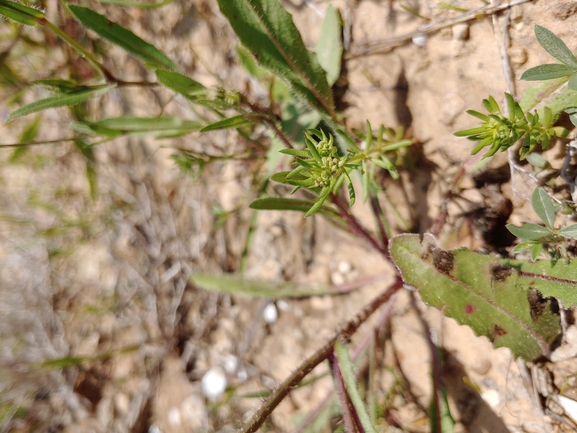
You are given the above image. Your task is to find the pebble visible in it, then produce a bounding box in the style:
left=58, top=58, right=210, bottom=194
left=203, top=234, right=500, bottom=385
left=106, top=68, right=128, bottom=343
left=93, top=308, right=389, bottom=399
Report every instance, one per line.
left=263, top=303, right=278, bottom=324
left=202, top=366, right=227, bottom=400
left=412, top=33, right=428, bottom=47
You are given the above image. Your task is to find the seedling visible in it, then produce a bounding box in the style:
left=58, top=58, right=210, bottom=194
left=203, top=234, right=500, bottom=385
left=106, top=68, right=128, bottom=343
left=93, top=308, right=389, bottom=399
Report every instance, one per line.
left=507, top=188, right=577, bottom=261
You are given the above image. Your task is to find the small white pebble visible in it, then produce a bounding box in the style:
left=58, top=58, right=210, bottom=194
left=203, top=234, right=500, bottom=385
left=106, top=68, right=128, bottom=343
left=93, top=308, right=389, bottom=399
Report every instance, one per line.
left=412, top=33, right=428, bottom=47
left=148, top=424, right=162, bottom=433
left=481, top=389, right=500, bottom=408
left=202, top=367, right=227, bottom=400
left=277, top=300, right=291, bottom=312
left=338, top=260, right=352, bottom=274
left=223, top=354, right=238, bottom=374
left=331, top=271, right=345, bottom=286
left=168, top=408, right=181, bottom=426
left=263, top=303, right=278, bottom=324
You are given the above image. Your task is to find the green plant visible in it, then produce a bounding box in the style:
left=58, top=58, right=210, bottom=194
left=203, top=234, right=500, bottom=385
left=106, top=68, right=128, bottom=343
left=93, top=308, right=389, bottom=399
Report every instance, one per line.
left=507, top=188, right=577, bottom=260
left=4, top=0, right=577, bottom=432
left=455, top=24, right=577, bottom=159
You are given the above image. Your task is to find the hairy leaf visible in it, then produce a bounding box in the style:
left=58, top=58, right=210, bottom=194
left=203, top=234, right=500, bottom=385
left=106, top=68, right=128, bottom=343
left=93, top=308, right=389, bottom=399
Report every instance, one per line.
left=155, top=70, right=205, bottom=98
left=507, top=223, right=552, bottom=241
left=0, top=0, right=44, bottom=26
left=200, top=115, right=254, bottom=132
left=250, top=197, right=339, bottom=218
left=7, top=84, right=116, bottom=121
left=334, top=341, right=378, bottom=433
left=390, top=234, right=561, bottom=360
left=217, top=0, right=334, bottom=118
left=532, top=188, right=557, bottom=229
left=94, top=0, right=177, bottom=8
left=192, top=273, right=337, bottom=298
left=521, top=64, right=577, bottom=81
left=534, top=25, right=577, bottom=67
left=316, top=4, right=342, bottom=86
left=558, top=224, right=577, bottom=240
left=68, top=5, right=178, bottom=71
left=73, top=116, right=202, bottom=138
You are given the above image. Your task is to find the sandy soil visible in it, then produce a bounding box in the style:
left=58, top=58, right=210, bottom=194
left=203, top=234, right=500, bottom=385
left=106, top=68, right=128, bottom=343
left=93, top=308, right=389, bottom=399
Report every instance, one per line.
left=2, top=0, right=577, bottom=432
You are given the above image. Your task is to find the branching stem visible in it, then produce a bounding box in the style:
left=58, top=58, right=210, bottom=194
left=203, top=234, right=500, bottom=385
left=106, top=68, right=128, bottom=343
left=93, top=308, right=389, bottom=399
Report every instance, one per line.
left=238, top=277, right=403, bottom=433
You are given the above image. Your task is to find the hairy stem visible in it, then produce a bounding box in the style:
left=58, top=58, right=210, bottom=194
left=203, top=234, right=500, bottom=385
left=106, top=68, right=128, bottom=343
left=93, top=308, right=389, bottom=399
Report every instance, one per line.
left=238, top=277, right=403, bottom=433
left=329, top=353, right=359, bottom=433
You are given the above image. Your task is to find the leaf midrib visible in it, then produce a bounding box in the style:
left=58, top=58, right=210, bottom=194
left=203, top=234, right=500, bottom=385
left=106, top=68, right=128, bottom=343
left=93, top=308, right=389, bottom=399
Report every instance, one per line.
left=241, top=0, right=335, bottom=119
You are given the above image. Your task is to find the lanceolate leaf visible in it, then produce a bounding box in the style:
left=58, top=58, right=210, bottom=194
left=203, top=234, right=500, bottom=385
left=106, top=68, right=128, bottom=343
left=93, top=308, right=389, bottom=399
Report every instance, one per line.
left=249, top=197, right=340, bottom=218
left=192, top=273, right=337, bottom=298
left=532, top=188, right=556, bottom=229
left=0, top=0, right=44, bottom=26
left=7, top=84, right=116, bottom=121
left=155, top=70, right=205, bottom=98
left=390, top=234, right=561, bottom=360
left=558, top=224, right=577, bottom=240
left=334, top=341, right=378, bottom=433
left=73, top=116, right=202, bottom=138
left=217, top=0, right=335, bottom=118
left=534, top=25, right=577, bottom=67
left=506, top=223, right=552, bottom=241
left=94, top=0, right=177, bottom=9
left=68, top=5, right=178, bottom=71
left=200, top=115, right=254, bottom=132
left=316, top=4, right=342, bottom=86
left=521, top=64, right=577, bottom=81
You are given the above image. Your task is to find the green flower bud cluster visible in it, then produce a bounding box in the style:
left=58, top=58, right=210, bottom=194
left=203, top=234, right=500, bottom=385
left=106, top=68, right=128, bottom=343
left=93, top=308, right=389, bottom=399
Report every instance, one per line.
left=278, top=128, right=356, bottom=216
left=455, top=93, right=568, bottom=159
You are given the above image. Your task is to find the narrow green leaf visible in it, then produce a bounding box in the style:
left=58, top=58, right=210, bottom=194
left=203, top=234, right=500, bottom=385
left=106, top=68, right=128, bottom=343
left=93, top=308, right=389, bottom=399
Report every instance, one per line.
left=532, top=188, right=556, bottom=229
left=200, top=115, right=254, bottom=132
left=279, top=149, right=311, bottom=157
left=32, top=79, right=83, bottom=92
left=0, top=0, right=44, bottom=25
left=68, top=5, right=178, bottom=71
left=217, top=0, right=334, bottom=118
left=389, top=234, right=561, bottom=360
left=304, top=132, right=322, bottom=163
left=373, top=156, right=399, bottom=179
left=507, top=223, right=553, bottom=241
left=334, top=341, right=378, bottom=433
left=94, top=0, right=177, bottom=9
left=305, top=186, right=331, bottom=217
left=336, top=129, right=362, bottom=153
left=381, top=139, right=413, bottom=152
left=558, top=224, right=577, bottom=240
left=271, top=170, right=305, bottom=184
left=316, top=4, right=342, bottom=86
left=74, top=116, right=202, bottom=138
left=191, top=273, right=335, bottom=298
left=534, top=25, right=577, bottom=67
left=521, top=64, right=577, bottom=81
left=344, top=171, right=355, bottom=206
left=250, top=197, right=339, bottom=217
left=7, top=84, right=116, bottom=121
left=155, top=70, right=205, bottom=98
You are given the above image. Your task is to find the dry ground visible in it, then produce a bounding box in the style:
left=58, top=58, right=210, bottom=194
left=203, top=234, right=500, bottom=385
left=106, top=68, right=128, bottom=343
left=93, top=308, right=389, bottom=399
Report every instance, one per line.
left=2, top=0, right=577, bottom=432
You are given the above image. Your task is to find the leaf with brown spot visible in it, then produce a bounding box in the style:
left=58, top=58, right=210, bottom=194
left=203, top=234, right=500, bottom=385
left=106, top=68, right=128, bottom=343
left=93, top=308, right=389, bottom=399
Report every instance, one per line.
left=390, top=233, right=561, bottom=361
